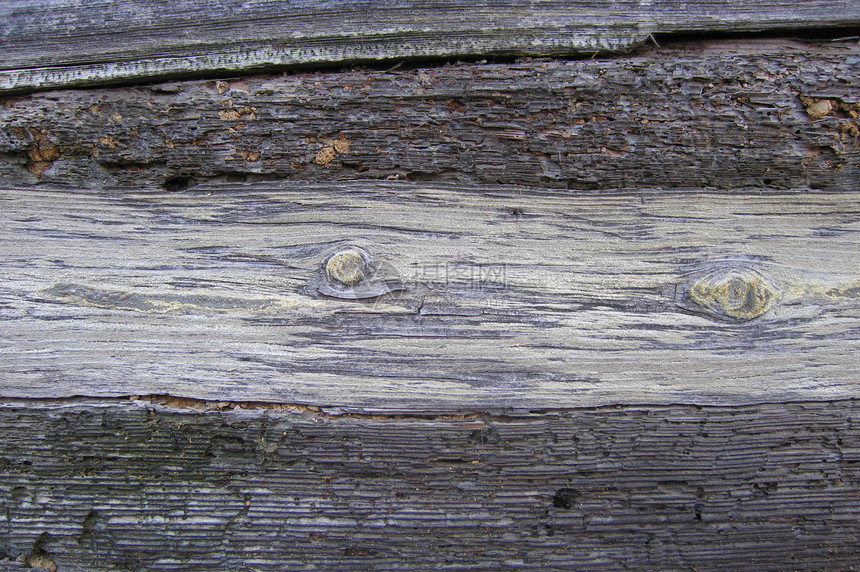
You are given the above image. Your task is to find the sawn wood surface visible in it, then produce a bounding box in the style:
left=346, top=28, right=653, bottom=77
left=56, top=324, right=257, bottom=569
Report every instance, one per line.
left=1, top=183, right=858, bottom=411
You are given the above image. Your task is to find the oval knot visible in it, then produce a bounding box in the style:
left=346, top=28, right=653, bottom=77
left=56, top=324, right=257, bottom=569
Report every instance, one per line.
left=318, top=247, right=405, bottom=300
left=686, top=267, right=777, bottom=321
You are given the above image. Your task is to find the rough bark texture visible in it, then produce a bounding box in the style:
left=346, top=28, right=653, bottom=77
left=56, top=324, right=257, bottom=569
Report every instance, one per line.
left=1, top=39, right=858, bottom=191
left=0, top=399, right=858, bottom=571
left=2, top=0, right=859, bottom=93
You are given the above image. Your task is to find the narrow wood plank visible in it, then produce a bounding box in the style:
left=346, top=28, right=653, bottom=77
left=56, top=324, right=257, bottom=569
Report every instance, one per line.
left=1, top=1, right=859, bottom=93
left=2, top=40, right=857, bottom=191
left=0, top=399, right=857, bottom=570
left=1, top=183, right=858, bottom=410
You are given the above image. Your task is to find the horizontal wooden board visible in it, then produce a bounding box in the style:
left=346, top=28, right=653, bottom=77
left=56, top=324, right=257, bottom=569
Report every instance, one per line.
left=2, top=40, right=858, bottom=191
left=1, top=182, right=858, bottom=410
left=0, top=399, right=857, bottom=570
left=2, top=1, right=859, bottom=93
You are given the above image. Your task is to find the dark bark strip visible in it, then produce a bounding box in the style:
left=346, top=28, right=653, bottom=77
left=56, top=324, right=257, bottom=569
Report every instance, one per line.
left=1, top=40, right=858, bottom=191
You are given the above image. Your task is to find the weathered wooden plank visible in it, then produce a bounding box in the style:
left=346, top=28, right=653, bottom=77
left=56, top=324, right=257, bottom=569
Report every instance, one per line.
left=0, top=398, right=857, bottom=570
left=2, top=0, right=859, bottom=93
left=2, top=39, right=857, bottom=191
left=1, top=182, right=858, bottom=410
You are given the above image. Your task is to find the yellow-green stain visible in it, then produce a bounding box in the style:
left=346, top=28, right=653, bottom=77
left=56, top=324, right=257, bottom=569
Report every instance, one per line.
left=689, top=270, right=776, bottom=321
left=326, top=249, right=367, bottom=286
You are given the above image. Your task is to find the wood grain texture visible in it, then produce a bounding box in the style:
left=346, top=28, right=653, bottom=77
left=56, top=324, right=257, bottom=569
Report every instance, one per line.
left=2, top=0, right=859, bottom=93
left=2, top=8, right=858, bottom=567
left=2, top=40, right=858, bottom=191
left=1, top=182, right=858, bottom=410
left=0, top=399, right=857, bottom=570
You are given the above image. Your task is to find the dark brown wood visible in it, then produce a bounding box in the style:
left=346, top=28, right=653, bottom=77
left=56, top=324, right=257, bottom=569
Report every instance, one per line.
left=2, top=39, right=858, bottom=191
left=2, top=0, right=859, bottom=93
left=0, top=398, right=857, bottom=570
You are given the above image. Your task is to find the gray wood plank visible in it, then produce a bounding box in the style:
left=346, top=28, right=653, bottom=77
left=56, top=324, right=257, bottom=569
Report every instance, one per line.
left=1, top=0, right=859, bottom=93
left=2, top=39, right=858, bottom=192
left=1, top=182, right=858, bottom=410
left=0, top=398, right=857, bottom=570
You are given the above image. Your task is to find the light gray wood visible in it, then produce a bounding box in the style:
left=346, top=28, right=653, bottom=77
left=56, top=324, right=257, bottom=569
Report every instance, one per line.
left=2, top=39, right=857, bottom=192
left=1, top=182, right=858, bottom=411
left=2, top=0, right=859, bottom=93
left=1, top=398, right=857, bottom=570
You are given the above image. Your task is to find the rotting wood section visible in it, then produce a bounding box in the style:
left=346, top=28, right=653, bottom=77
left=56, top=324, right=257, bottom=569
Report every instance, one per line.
left=1, top=183, right=858, bottom=410
left=1, top=39, right=858, bottom=191
left=2, top=0, right=859, bottom=93
left=0, top=399, right=857, bottom=570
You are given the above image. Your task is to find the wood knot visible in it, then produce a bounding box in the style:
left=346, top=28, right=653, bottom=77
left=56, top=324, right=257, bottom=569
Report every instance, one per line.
left=318, top=247, right=405, bottom=300
left=325, top=249, right=367, bottom=286
left=681, top=267, right=777, bottom=321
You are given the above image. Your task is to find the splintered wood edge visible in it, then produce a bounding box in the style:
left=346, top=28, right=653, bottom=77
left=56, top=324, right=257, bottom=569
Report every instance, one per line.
left=2, top=0, right=859, bottom=93
left=0, top=29, right=646, bottom=94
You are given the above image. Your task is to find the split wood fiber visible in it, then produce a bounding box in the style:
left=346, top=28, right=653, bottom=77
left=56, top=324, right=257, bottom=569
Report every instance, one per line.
left=2, top=0, right=859, bottom=93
